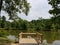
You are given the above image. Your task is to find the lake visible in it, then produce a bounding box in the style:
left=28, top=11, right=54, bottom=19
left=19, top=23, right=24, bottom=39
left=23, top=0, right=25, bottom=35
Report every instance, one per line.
left=41, top=40, right=60, bottom=45
left=41, top=31, right=60, bottom=45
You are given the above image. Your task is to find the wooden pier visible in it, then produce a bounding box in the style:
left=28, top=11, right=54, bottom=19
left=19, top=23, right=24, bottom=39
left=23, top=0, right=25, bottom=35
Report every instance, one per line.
left=19, top=32, right=43, bottom=45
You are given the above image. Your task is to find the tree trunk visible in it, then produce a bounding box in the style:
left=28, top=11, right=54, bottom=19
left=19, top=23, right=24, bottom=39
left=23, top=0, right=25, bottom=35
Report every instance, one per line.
left=0, top=0, right=3, bottom=28
left=0, top=0, right=3, bottom=16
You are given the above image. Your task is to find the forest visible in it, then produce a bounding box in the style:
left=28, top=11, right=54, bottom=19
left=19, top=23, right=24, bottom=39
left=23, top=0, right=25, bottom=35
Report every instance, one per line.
left=0, top=15, right=60, bottom=36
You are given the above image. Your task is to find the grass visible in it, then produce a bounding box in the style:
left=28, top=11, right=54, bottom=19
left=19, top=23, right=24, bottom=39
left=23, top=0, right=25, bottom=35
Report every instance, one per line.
left=0, top=37, right=12, bottom=45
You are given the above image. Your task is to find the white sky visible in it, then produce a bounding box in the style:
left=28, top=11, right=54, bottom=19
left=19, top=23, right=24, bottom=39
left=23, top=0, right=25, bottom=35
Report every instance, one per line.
left=1, top=0, right=53, bottom=21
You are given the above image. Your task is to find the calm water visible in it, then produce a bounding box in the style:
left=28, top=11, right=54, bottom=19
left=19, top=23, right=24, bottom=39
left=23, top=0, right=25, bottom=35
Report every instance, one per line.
left=41, top=31, right=60, bottom=45
left=52, top=40, right=60, bottom=45
left=42, top=40, right=60, bottom=45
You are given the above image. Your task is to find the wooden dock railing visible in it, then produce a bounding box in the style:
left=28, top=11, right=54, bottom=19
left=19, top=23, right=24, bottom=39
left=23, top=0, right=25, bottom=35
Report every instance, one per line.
left=19, top=32, right=43, bottom=45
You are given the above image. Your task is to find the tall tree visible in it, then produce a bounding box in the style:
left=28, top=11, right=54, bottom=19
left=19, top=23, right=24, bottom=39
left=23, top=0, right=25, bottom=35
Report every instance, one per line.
left=48, top=0, right=60, bottom=31
left=0, top=0, right=30, bottom=19
left=48, top=0, right=60, bottom=17
left=1, top=16, right=6, bottom=28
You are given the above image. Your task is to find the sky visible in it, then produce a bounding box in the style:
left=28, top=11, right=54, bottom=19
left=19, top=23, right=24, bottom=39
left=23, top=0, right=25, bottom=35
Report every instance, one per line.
left=1, top=0, right=53, bottom=21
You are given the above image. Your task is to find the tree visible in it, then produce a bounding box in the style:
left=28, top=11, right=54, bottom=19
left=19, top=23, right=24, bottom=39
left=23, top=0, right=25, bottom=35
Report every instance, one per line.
left=0, top=0, right=30, bottom=19
left=1, top=16, right=6, bottom=28
left=6, top=21, right=11, bottom=30
left=51, top=24, right=56, bottom=31
left=48, top=0, right=60, bottom=17
left=2, top=16, right=6, bottom=21
left=48, top=0, right=60, bottom=31
left=0, top=12, right=1, bottom=28
left=11, top=20, right=17, bottom=29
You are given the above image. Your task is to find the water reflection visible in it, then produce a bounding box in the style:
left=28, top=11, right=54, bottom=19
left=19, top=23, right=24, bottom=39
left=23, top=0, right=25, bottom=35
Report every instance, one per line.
left=42, top=40, right=60, bottom=45
left=7, top=35, right=18, bottom=41
left=52, top=40, right=60, bottom=45
left=42, top=40, right=48, bottom=45
left=7, top=35, right=16, bottom=41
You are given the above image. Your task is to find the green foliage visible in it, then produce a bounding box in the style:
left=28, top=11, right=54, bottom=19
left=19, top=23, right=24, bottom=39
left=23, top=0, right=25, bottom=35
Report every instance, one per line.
left=0, top=16, right=60, bottom=32
left=0, top=29, right=9, bottom=37
left=0, top=37, right=12, bottom=45
left=0, top=0, right=30, bottom=19
left=0, top=15, right=60, bottom=38
left=1, top=16, right=6, bottom=28
left=48, top=0, right=60, bottom=17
